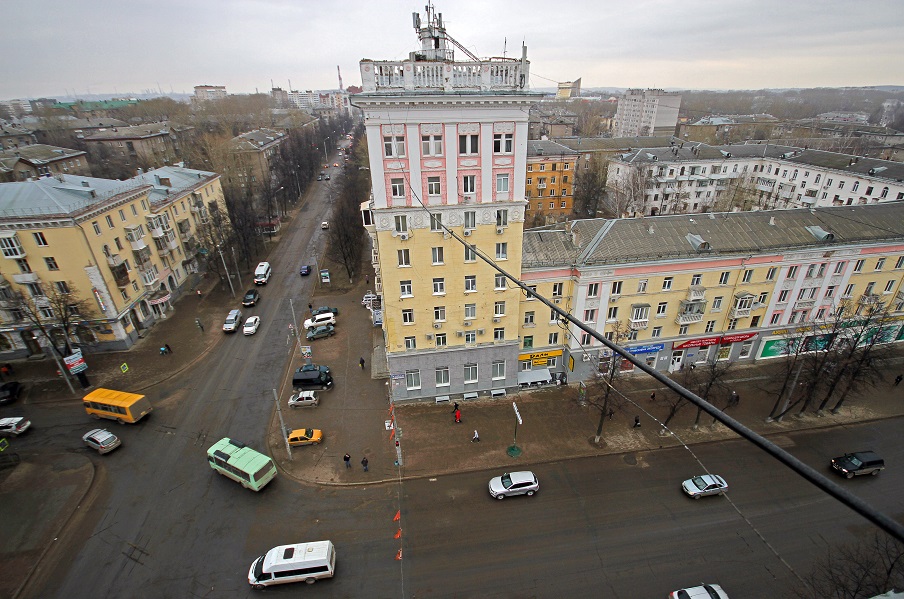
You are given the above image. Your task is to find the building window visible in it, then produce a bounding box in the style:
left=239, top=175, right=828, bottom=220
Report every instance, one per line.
left=400, top=280, right=412, bottom=297
left=464, top=363, right=478, bottom=383
left=843, top=284, right=855, bottom=298
left=607, top=306, right=618, bottom=320
left=522, top=336, right=533, bottom=349
left=493, top=133, right=513, bottom=153
left=712, top=296, right=723, bottom=311
left=705, top=320, right=715, bottom=332
left=422, top=134, right=442, bottom=156
left=432, top=247, right=444, bottom=265
left=584, top=309, right=597, bottom=322
left=770, top=313, right=782, bottom=325
left=105, top=215, right=114, bottom=228
left=391, top=178, right=405, bottom=198
left=657, top=302, right=667, bottom=316
left=465, top=331, right=476, bottom=343
left=402, top=309, right=414, bottom=324
left=394, top=215, right=408, bottom=233
left=465, top=303, right=476, bottom=319
left=436, top=367, right=450, bottom=387
left=494, top=273, right=506, bottom=290
left=766, top=267, right=777, bottom=280
left=464, top=244, right=476, bottom=262
left=719, top=271, right=730, bottom=285
left=427, top=177, right=441, bottom=196
left=44, top=257, right=60, bottom=270
left=825, top=285, right=836, bottom=298
left=406, top=370, right=421, bottom=390
left=384, top=136, right=405, bottom=157
left=464, top=210, right=476, bottom=229
left=611, top=281, right=622, bottom=295
left=876, top=258, right=886, bottom=271
left=587, top=283, right=600, bottom=298
left=854, top=259, right=864, bottom=273
left=435, top=333, right=447, bottom=347
left=25, top=282, right=44, bottom=297
left=896, top=256, right=904, bottom=269
left=430, top=213, right=442, bottom=231
left=459, top=133, right=479, bottom=155
left=494, top=327, right=505, bottom=341
left=397, top=249, right=410, bottom=267
left=662, top=277, right=673, bottom=291
left=462, top=175, right=476, bottom=194
left=492, top=360, right=505, bottom=380
left=548, top=332, right=559, bottom=345
left=433, top=278, right=445, bottom=295
left=32, top=232, right=48, bottom=246
left=580, top=332, right=591, bottom=345
left=742, top=269, right=752, bottom=283
left=679, top=325, right=688, bottom=335
left=464, top=275, right=476, bottom=292
left=92, top=221, right=101, bottom=235
left=434, top=306, right=446, bottom=322
left=524, top=311, right=535, bottom=326
left=55, top=281, right=70, bottom=294
left=494, top=301, right=505, bottom=316
left=496, top=173, right=510, bottom=193
left=727, top=318, right=738, bottom=330
left=884, top=280, right=895, bottom=293
left=552, top=282, right=563, bottom=297
left=496, top=209, right=508, bottom=227
left=496, top=243, right=508, bottom=260
left=404, top=336, right=416, bottom=350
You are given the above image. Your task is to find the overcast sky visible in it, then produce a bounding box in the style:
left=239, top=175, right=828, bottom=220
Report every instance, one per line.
left=4, top=0, right=903, bottom=100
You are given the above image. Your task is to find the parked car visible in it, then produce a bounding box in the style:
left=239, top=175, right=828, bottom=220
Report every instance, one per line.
left=306, top=325, right=335, bottom=341
left=0, top=416, right=31, bottom=437
left=287, top=390, right=319, bottom=408
left=82, top=429, right=121, bottom=454
left=831, top=451, right=885, bottom=478
left=320, top=221, right=329, bottom=230
left=311, top=306, right=339, bottom=317
left=243, top=316, right=261, bottom=335
left=297, top=364, right=330, bottom=375
left=303, top=312, right=336, bottom=330
left=669, top=583, right=730, bottom=599
left=325, top=174, right=331, bottom=180
left=242, top=289, right=260, bottom=307
left=223, top=309, right=243, bottom=333
left=0, top=381, right=22, bottom=405
left=286, top=428, right=323, bottom=446
left=681, top=474, right=728, bottom=499
left=361, top=292, right=377, bottom=306
left=317, top=174, right=323, bottom=181
left=488, top=471, right=539, bottom=499
left=299, top=265, right=311, bottom=276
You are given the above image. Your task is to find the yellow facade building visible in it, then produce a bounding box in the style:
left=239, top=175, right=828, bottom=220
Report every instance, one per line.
left=524, top=140, right=578, bottom=225
left=0, top=166, right=227, bottom=357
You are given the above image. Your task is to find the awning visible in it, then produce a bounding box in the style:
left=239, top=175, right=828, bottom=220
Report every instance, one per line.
left=147, top=291, right=171, bottom=306
left=518, top=368, right=551, bottom=386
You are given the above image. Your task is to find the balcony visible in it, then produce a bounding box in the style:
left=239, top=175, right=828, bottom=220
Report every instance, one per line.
left=675, top=313, right=704, bottom=325
left=110, top=262, right=130, bottom=288
left=859, top=293, right=881, bottom=306
left=133, top=246, right=152, bottom=267
left=12, top=272, right=39, bottom=284
left=148, top=223, right=167, bottom=238
left=126, top=231, right=147, bottom=251
left=730, top=307, right=751, bottom=319
left=139, top=268, right=159, bottom=288
left=687, top=286, right=706, bottom=301
left=361, top=56, right=529, bottom=93
left=795, top=299, right=816, bottom=309
left=629, top=319, right=649, bottom=330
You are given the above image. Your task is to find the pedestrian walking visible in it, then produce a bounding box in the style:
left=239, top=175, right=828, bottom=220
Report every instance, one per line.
left=471, top=429, right=480, bottom=443
left=729, top=390, right=739, bottom=406
left=165, top=344, right=173, bottom=354
left=452, top=402, right=460, bottom=413
left=895, top=374, right=903, bottom=387
left=607, top=408, right=614, bottom=420
left=159, top=346, right=167, bottom=355
left=343, top=453, right=351, bottom=468
left=196, top=289, right=202, bottom=298
left=308, top=303, right=313, bottom=312
left=365, top=274, right=369, bottom=285
left=650, top=391, right=656, bottom=402
left=359, top=357, right=366, bottom=369
left=361, top=456, right=369, bottom=472
left=195, top=318, right=204, bottom=332
left=633, top=416, right=641, bottom=428
left=454, top=408, right=461, bottom=423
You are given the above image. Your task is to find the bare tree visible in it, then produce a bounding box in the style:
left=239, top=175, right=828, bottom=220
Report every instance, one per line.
left=582, top=321, right=631, bottom=444
left=609, top=163, right=652, bottom=217
left=572, top=154, right=608, bottom=217
left=8, top=281, right=97, bottom=357
left=791, top=532, right=904, bottom=599
left=713, top=171, right=762, bottom=212
left=325, top=149, right=369, bottom=278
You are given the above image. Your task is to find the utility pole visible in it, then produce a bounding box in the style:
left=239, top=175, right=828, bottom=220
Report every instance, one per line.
left=230, top=246, right=243, bottom=288
left=273, top=389, right=291, bottom=461
left=323, top=137, right=330, bottom=164
left=217, top=245, right=236, bottom=298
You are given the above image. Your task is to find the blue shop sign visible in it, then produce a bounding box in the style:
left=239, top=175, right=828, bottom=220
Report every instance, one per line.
left=627, top=343, right=664, bottom=355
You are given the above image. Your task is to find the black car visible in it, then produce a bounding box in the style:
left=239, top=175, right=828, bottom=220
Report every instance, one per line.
left=242, top=289, right=260, bottom=307
left=0, top=381, right=22, bottom=405
left=297, top=364, right=330, bottom=375
left=831, top=451, right=885, bottom=478
left=299, top=265, right=312, bottom=276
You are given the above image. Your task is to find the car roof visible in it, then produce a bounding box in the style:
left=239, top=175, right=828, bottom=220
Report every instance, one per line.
left=0, top=417, right=24, bottom=425
left=507, top=471, right=536, bottom=483
left=228, top=309, right=241, bottom=316
left=84, top=428, right=114, bottom=440
left=246, top=316, right=260, bottom=322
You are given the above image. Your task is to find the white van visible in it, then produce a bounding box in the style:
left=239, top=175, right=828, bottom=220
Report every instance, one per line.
left=253, top=262, right=272, bottom=285
left=248, top=540, right=336, bottom=588
left=303, top=312, right=336, bottom=330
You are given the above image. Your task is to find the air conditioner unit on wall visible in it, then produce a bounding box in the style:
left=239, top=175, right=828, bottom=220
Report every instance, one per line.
left=433, top=323, right=441, bottom=329
left=463, top=229, right=472, bottom=237
left=463, top=321, right=471, bottom=326
left=582, top=354, right=591, bottom=362
left=426, top=334, right=433, bottom=340
left=477, top=328, right=485, bottom=335
left=399, top=233, right=409, bottom=241
left=493, top=317, right=501, bottom=323
left=456, top=331, right=464, bottom=337
left=496, top=226, right=505, bottom=234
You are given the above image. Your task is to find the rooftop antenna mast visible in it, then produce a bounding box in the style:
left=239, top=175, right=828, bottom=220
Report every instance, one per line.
left=414, top=2, right=480, bottom=62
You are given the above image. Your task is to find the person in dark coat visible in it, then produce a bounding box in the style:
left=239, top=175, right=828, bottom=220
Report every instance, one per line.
left=633, top=416, right=641, bottom=428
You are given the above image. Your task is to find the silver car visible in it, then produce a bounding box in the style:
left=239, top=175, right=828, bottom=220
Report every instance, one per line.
left=488, top=471, right=539, bottom=499
left=83, top=429, right=122, bottom=454
left=681, top=474, right=728, bottom=499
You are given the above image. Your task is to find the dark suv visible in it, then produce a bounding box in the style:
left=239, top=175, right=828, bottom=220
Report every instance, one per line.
left=831, top=451, right=885, bottom=478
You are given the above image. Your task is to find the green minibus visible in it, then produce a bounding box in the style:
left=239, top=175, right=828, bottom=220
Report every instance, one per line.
left=207, top=437, right=277, bottom=491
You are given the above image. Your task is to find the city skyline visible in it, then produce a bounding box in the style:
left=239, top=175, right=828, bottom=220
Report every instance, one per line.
left=3, top=0, right=903, bottom=100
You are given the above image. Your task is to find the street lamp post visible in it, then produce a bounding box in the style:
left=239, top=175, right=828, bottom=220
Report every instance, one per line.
left=323, top=137, right=330, bottom=164
left=217, top=245, right=236, bottom=298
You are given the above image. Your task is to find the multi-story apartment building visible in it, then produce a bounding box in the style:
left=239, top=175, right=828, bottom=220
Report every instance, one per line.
left=194, top=85, right=228, bottom=102
left=607, top=143, right=904, bottom=217
left=0, top=166, right=226, bottom=358
left=227, top=128, right=287, bottom=196
left=612, top=89, right=681, bottom=138
left=0, top=144, right=90, bottom=182
left=524, top=140, right=578, bottom=223
left=353, top=6, right=542, bottom=401
left=82, top=123, right=190, bottom=170
left=522, top=203, right=904, bottom=382
left=0, top=124, right=36, bottom=151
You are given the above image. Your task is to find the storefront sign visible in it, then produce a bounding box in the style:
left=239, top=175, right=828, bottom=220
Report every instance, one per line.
left=674, top=336, right=721, bottom=350
left=627, top=343, right=664, bottom=355
left=64, top=349, right=88, bottom=374
left=720, top=332, right=757, bottom=344
left=517, top=349, right=563, bottom=361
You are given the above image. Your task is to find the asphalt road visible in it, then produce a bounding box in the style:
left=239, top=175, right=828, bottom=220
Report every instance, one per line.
left=399, top=419, right=904, bottom=598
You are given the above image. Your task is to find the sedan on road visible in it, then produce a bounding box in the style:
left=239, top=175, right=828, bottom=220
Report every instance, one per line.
left=299, top=265, right=311, bottom=276
left=243, top=316, right=261, bottom=335
left=306, top=325, right=335, bottom=341
left=242, top=289, right=260, bottom=307
left=681, top=474, right=728, bottom=499
left=287, top=428, right=323, bottom=446
left=82, top=429, right=121, bottom=454
left=488, top=471, right=539, bottom=499
left=669, top=583, right=730, bottom=599
left=0, top=416, right=31, bottom=437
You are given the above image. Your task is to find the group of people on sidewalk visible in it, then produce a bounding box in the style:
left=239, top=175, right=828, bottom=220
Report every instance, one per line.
left=343, top=453, right=368, bottom=472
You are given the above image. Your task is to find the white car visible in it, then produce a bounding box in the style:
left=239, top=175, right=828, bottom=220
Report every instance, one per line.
left=288, top=390, right=319, bottom=408
left=243, top=316, right=261, bottom=335
left=320, top=221, right=329, bottom=230
left=681, top=474, right=728, bottom=499
left=303, top=312, right=336, bottom=330
left=82, top=429, right=121, bottom=454
left=669, top=583, right=730, bottom=598
left=361, top=292, right=377, bottom=307
left=0, top=416, right=31, bottom=436
left=488, top=471, right=539, bottom=499
left=223, top=309, right=243, bottom=333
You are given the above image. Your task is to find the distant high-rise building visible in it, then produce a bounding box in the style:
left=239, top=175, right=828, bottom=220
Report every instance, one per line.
left=193, top=85, right=227, bottom=102
left=613, top=89, right=681, bottom=137
left=555, top=78, right=581, bottom=100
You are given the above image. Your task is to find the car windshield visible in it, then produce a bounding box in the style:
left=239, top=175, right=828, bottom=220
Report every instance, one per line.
left=847, top=455, right=863, bottom=467
left=690, top=476, right=708, bottom=490
left=500, top=473, right=513, bottom=489
left=304, top=429, right=313, bottom=438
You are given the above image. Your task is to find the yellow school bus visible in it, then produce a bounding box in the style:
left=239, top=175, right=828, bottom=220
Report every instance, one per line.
left=83, top=388, right=153, bottom=424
